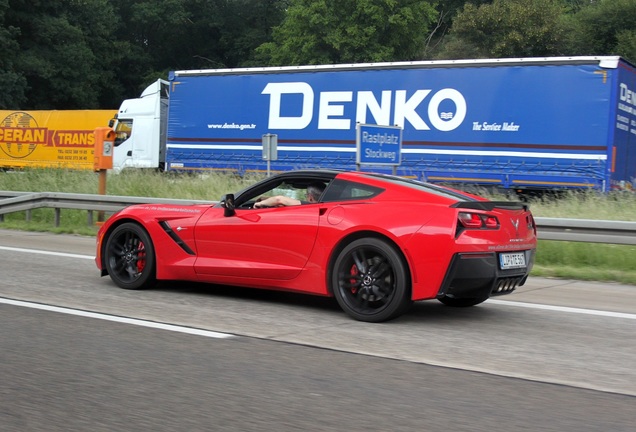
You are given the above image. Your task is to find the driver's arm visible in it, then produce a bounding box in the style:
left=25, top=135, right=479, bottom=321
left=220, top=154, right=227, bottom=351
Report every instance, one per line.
left=254, top=195, right=301, bottom=208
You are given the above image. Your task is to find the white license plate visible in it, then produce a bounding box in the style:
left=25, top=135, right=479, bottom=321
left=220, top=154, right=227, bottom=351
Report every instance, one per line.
left=499, top=252, right=526, bottom=269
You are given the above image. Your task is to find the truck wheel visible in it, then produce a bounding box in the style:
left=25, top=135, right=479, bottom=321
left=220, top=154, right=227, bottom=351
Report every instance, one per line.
left=331, top=238, right=411, bottom=322
left=104, top=222, right=156, bottom=290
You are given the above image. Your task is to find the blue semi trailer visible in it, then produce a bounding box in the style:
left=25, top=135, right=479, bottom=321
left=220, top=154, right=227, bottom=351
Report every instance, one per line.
left=110, top=56, right=636, bottom=192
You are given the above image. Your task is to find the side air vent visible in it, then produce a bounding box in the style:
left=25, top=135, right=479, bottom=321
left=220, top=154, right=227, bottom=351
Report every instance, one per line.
left=159, top=221, right=195, bottom=255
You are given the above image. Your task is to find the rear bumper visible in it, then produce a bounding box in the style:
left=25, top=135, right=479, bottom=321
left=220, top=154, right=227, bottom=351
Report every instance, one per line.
left=437, top=249, right=535, bottom=300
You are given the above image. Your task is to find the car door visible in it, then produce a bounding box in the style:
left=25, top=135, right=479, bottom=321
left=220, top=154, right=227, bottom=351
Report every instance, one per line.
left=193, top=204, right=321, bottom=280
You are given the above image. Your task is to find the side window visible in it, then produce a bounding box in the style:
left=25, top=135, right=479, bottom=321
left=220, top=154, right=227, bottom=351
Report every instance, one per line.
left=235, top=176, right=334, bottom=209
left=113, top=119, right=133, bottom=146
left=270, top=181, right=302, bottom=200
left=322, top=179, right=383, bottom=202
left=237, top=179, right=318, bottom=208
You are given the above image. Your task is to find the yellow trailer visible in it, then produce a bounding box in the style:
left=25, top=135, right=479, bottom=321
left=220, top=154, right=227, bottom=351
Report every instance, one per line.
left=0, top=110, right=116, bottom=170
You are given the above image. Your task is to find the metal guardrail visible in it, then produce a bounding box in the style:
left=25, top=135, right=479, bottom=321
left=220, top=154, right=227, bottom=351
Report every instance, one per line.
left=0, top=191, right=210, bottom=226
left=534, top=217, right=636, bottom=245
left=1, top=191, right=635, bottom=245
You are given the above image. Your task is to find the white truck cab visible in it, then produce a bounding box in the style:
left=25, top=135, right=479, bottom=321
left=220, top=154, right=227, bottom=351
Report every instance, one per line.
left=111, top=79, right=168, bottom=171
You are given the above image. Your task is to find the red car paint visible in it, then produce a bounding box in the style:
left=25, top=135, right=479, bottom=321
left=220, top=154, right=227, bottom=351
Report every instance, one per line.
left=96, top=170, right=536, bottom=322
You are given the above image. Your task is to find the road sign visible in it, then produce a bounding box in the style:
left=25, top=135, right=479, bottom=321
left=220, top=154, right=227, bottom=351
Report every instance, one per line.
left=262, top=133, right=278, bottom=177
left=262, top=133, right=278, bottom=161
left=356, top=124, right=402, bottom=167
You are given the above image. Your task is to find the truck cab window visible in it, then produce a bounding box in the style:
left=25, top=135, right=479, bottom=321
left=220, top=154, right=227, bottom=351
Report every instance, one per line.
left=113, top=119, right=132, bottom=146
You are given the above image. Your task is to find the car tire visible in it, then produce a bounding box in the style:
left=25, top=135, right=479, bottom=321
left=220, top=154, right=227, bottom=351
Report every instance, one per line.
left=104, top=222, right=156, bottom=290
left=438, top=297, right=487, bottom=307
left=331, top=238, right=411, bottom=322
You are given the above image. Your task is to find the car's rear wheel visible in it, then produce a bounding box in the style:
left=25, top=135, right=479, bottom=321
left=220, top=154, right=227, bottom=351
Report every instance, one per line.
left=438, top=297, right=487, bottom=307
left=331, top=238, right=411, bottom=322
left=104, top=222, right=156, bottom=290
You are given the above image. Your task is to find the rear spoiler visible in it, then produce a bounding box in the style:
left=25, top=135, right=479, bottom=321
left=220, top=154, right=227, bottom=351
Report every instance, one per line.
left=451, top=201, right=529, bottom=211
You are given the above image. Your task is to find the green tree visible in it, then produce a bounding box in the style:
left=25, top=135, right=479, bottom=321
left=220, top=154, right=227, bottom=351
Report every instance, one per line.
left=7, top=0, right=122, bottom=109
left=108, top=0, right=190, bottom=98
left=564, top=0, right=636, bottom=63
left=0, top=0, right=27, bottom=109
left=614, top=30, right=636, bottom=65
left=437, top=0, right=567, bottom=59
left=224, top=0, right=290, bottom=67
left=255, top=0, right=438, bottom=65
left=424, top=0, right=491, bottom=58
left=172, top=0, right=288, bottom=69
left=111, top=0, right=287, bottom=97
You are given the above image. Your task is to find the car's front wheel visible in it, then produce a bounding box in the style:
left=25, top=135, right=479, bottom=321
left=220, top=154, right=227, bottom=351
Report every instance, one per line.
left=104, top=222, right=156, bottom=290
left=331, top=238, right=411, bottom=322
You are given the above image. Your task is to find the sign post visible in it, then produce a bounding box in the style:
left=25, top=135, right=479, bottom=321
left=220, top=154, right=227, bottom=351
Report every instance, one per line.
left=356, top=124, right=402, bottom=175
left=93, top=127, right=115, bottom=223
left=262, top=133, right=278, bottom=177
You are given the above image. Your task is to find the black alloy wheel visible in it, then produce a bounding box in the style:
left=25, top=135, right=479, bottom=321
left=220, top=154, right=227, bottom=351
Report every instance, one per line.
left=332, top=238, right=411, bottom=322
left=104, top=222, right=156, bottom=290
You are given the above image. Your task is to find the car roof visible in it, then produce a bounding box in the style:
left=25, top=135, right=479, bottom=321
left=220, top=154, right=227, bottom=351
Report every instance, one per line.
left=232, top=169, right=479, bottom=204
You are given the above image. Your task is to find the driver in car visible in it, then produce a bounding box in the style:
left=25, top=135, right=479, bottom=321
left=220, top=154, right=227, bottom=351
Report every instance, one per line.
left=254, top=182, right=325, bottom=208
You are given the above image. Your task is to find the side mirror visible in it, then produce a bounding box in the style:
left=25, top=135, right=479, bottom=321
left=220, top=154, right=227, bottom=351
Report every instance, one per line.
left=222, top=193, right=235, bottom=217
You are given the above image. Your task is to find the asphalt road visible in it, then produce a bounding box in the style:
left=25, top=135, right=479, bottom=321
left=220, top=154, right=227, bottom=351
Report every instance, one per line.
left=0, top=229, right=634, bottom=431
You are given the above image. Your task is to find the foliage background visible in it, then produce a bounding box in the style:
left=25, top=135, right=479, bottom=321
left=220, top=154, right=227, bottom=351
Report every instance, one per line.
left=1, top=0, right=635, bottom=110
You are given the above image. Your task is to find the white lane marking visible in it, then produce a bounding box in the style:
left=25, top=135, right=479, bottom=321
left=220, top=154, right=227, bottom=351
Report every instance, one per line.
left=488, top=299, right=636, bottom=320
left=0, top=297, right=235, bottom=339
left=0, top=245, right=94, bottom=260
left=2, top=245, right=634, bottom=321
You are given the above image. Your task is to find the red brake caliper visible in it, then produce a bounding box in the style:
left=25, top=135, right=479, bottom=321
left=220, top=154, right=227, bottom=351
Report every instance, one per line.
left=137, top=242, right=146, bottom=273
left=349, top=264, right=358, bottom=294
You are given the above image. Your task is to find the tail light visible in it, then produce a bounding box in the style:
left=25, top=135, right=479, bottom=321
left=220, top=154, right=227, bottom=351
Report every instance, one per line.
left=527, top=214, right=537, bottom=236
left=456, top=212, right=500, bottom=238
left=458, top=212, right=500, bottom=229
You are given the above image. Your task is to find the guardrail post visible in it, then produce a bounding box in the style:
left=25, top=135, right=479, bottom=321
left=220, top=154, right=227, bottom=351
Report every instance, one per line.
left=54, top=208, right=61, bottom=227
left=97, top=171, right=107, bottom=223
left=26, top=209, right=31, bottom=222
left=87, top=210, right=93, bottom=226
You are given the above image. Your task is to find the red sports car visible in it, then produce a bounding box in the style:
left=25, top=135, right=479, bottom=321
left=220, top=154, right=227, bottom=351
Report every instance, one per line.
left=96, top=170, right=536, bottom=322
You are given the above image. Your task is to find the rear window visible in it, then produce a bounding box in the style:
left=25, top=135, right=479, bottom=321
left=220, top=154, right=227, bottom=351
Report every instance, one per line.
left=363, top=173, right=478, bottom=201
left=322, top=179, right=384, bottom=202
